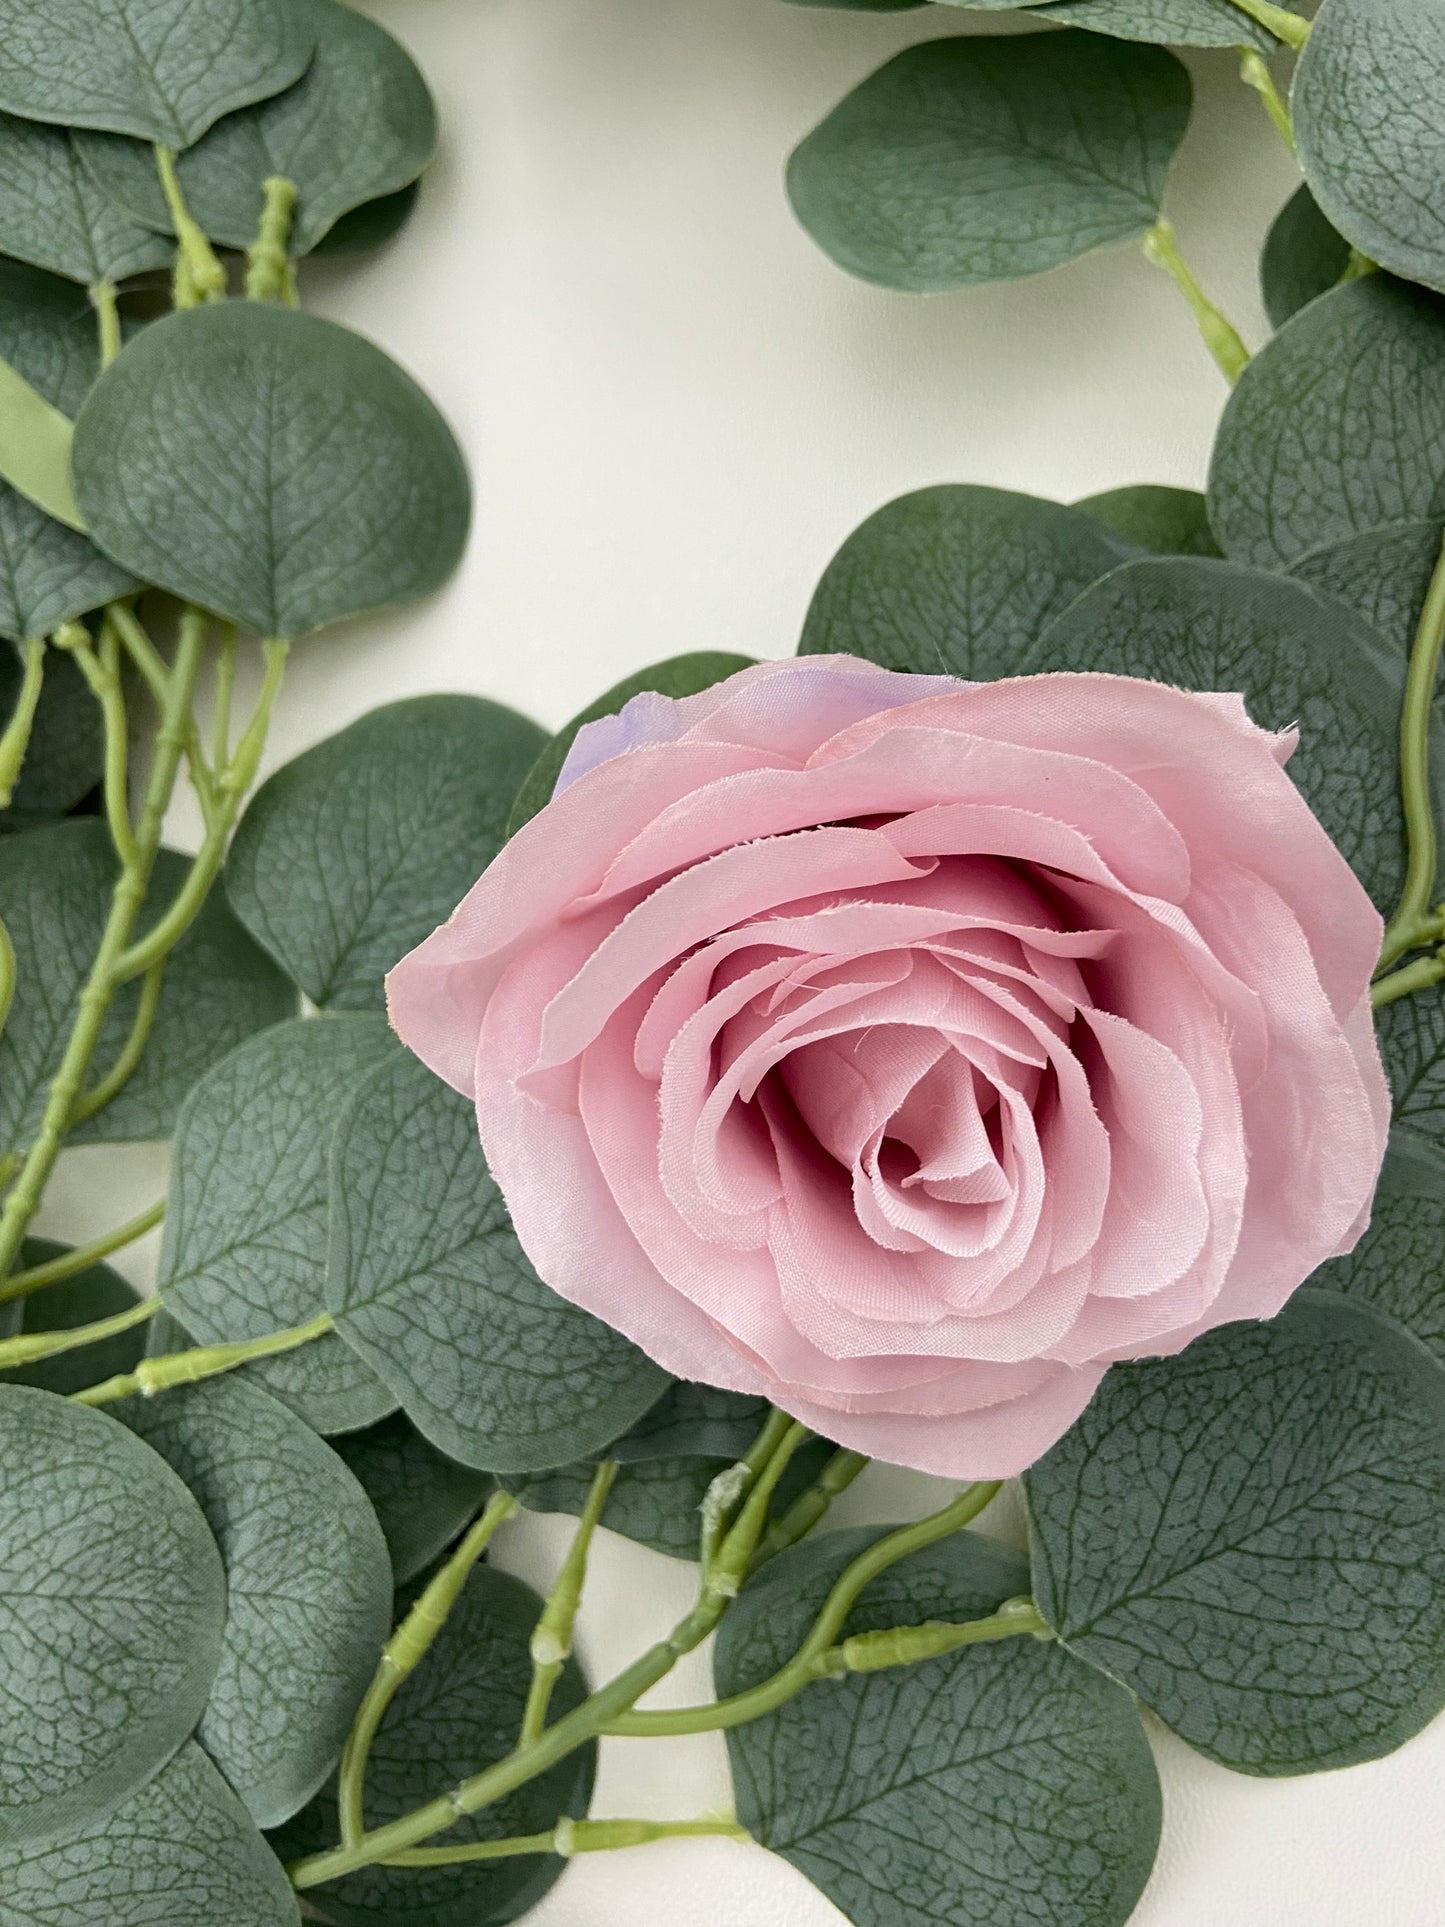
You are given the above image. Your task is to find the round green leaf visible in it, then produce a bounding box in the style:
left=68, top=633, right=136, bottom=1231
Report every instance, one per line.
left=0, top=116, right=171, bottom=287
left=0, top=1742, right=300, bottom=1927
left=1207, top=276, right=1445, bottom=571
left=226, top=695, right=546, bottom=1013
left=1377, top=986, right=1445, bottom=1143
left=0, top=646, right=102, bottom=821
left=0, top=1385, right=225, bottom=1846
left=799, top=485, right=1129, bottom=677
left=72, top=302, right=471, bottom=639
left=1295, top=0, right=1445, bottom=295
left=1260, top=184, right=1351, bottom=330
left=601, top=1379, right=772, bottom=1463
left=118, top=1375, right=393, bottom=1829
left=75, top=0, right=436, bottom=256
left=157, top=1014, right=400, bottom=1434
left=1025, top=0, right=1295, bottom=48
left=271, top=1564, right=594, bottom=1927
left=0, top=0, right=314, bottom=148
left=506, top=650, right=755, bottom=838
left=333, top=1412, right=493, bottom=1588
left=310, top=183, right=421, bottom=258
left=1026, top=1292, right=1445, bottom=1773
left=1312, top=1131, right=1445, bottom=1367
left=717, top=1526, right=1161, bottom=1927
left=1023, top=555, right=1427, bottom=911
left=1287, top=517, right=1445, bottom=658
left=1074, top=483, right=1221, bottom=557
left=0, top=1240, right=144, bottom=1395
left=785, top=0, right=926, bottom=10
left=328, top=1046, right=669, bottom=1474
left=787, top=33, right=1190, bottom=291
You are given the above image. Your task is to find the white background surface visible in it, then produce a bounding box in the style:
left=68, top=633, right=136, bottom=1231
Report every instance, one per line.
left=45, top=1, right=1443, bottom=1922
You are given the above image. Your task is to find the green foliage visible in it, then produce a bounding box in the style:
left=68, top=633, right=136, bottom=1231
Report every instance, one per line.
left=0, top=1241, right=144, bottom=1394
left=0, top=648, right=102, bottom=823
left=1377, top=987, right=1445, bottom=1141
left=718, top=1527, right=1162, bottom=1927
left=0, top=115, right=172, bottom=287
left=1074, top=483, right=1221, bottom=557
left=72, top=303, right=471, bottom=639
left=0, top=0, right=313, bottom=147
left=1287, top=517, right=1444, bottom=658
left=1295, top=0, right=1445, bottom=294
left=1312, top=1131, right=1445, bottom=1366
left=311, top=183, right=422, bottom=258
left=333, top=1412, right=494, bottom=1587
left=1260, top=184, right=1352, bottom=329
left=227, top=695, right=545, bottom=1012
left=787, top=33, right=1190, bottom=291
left=0, top=1385, right=225, bottom=1846
left=507, top=651, right=755, bottom=836
left=157, top=1014, right=399, bottom=1433
left=75, top=0, right=436, bottom=256
left=1026, top=1293, right=1445, bottom=1773
left=800, top=485, right=1129, bottom=677
left=1208, top=276, right=1445, bottom=570
left=0, top=1743, right=301, bottom=1927
left=119, top=1376, right=393, bottom=1829
left=272, top=1565, right=594, bottom=1927
left=327, top=1045, right=669, bottom=1473
left=1025, top=0, right=1294, bottom=47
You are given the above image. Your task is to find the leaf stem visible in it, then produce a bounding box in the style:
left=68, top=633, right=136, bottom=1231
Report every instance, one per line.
left=154, top=147, right=226, bottom=306
left=1141, top=219, right=1251, bottom=383
left=748, top=1447, right=870, bottom=1573
left=54, top=619, right=135, bottom=865
left=246, top=177, right=299, bottom=302
left=0, top=636, right=45, bottom=808
left=386, top=1815, right=753, bottom=1870
left=520, top=1460, right=617, bottom=1745
left=0, top=1293, right=157, bottom=1371
left=70, top=1310, right=334, bottom=1407
left=1225, top=0, right=1310, bottom=49
left=0, top=1198, right=164, bottom=1304
left=1237, top=48, right=1295, bottom=153
left=1378, top=531, right=1445, bottom=970
left=1371, top=954, right=1445, bottom=1008
left=0, top=917, right=14, bottom=1042
left=69, top=962, right=164, bottom=1124
left=90, top=280, right=122, bottom=367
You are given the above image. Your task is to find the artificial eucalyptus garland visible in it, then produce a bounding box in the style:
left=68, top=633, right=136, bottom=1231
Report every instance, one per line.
left=0, top=3, right=1442, bottom=1926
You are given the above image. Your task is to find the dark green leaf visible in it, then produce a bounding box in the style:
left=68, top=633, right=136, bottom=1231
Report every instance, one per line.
left=1377, top=987, right=1445, bottom=1142
left=1075, top=483, right=1220, bottom=556
left=506, top=650, right=754, bottom=838
left=0, top=646, right=102, bottom=820
left=1295, top=0, right=1445, bottom=294
left=786, top=0, right=925, bottom=9
left=1023, top=556, right=1426, bottom=911
left=1312, top=1130, right=1445, bottom=1367
left=0, top=1240, right=143, bottom=1395
left=0, top=0, right=314, bottom=148
left=1260, top=184, right=1351, bottom=329
left=787, top=33, right=1190, bottom=291
left=310, top=183, right=420, bottom=258
left=271, top=1564, right=593, bottom=1927
left=226, top=695, right=545, bottom=1012
left=328, top=1046, right=669, bottom=1473
left=1025, top=0, right=1293, bottom=49
left=0, top=1385, right=225, bottom=1845
left=72, top=302, right=471, bottom=639
left=0, top=116, right=172, bottom=286
left=800, top=485, right=1129, bottom=677
left=1287, top=518, right=1444, bottom=657
left=334, top=1412, right=493, bottom=1588
left=602, top=1379, right=771, bottom=1463
left=118, top=1375, right=392, bottom=1829
left=75, top=0, right=436, bottom=256
left=1207, top=276, right=1445, bottom=570
left=1026, top=1292, right=1445, bottom=1773
left=158, top=1014, right=399, bottom=1434
left=0, top=1742, right=301, bottom=1927
left=717, top=1526, right=1161, bottom=1927
left=0, top=821, right=297, bottom=1157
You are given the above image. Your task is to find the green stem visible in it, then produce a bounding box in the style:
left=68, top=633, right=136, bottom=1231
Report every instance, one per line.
left=1226, top=0, right=1310, bottom=49
left=70, top=962, right=164, bottom=1124
left=55, top=620, right=135, bottom=865
left=748, top=1447, right=870, bottom=1572
left=339, top=1492, right=518, bottom=1848
left=0, top=1294, right=157, bottom=1372
left=0, top=637, right=44, bottom=808
left=154, top=147, right=226, bottom=305
left=211, top=623, right=237, bottom=766
left=386, top=1815, right=752, bottom=1870
left=105, top=604, right=220, bottom=829
left=0, top=1198, right=164, bottom=1304
left=521, top=1461, right=617, bottom=1745
left=1379, top=531, right=1445, bottom=970
left=1238, top=49, right=1295, bottom=153
left=0, top=917, right=14, bottom=1041
left=90, top=280, right=122, bottom=367
left=1371, top=954, right=1445, bottom=1008
left=1141, top=219, right=1251, bottom=383
left=245, top=177, right=299, bottom=302
left=70, top=1310, right=333, bottom=1407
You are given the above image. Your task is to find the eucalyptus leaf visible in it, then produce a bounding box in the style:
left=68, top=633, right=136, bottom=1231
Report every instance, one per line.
left=0, top=1742, right=301, bottom=1927
left=72, top=303, right=471, bottom=639
left=227, top=695, right=545, bottom=1012
left=1311, top=1131, right=1445, bottom=1367
left=1287, top=518, right=1444, bottom=658
left=1207, top=276, right=1445, bottom=570
left=0, top=1385, right=225, bottom=1846
left=1260, top=184, right=1352, bottom=329
left=311, top=183, right=421, bottom=258
left=119, top=1375, right=393, bottom=1829
left=602, top=1379, right=772, bottom=1463
left=0, top=0, right=314, bottom=148
left=158, top=1014, right=400, bottom=1434
left=0, top=1240, right=143, bottom=1395
left=1075, top=484, right=1220, bottom=556
left=1023, top=556, right=1426, bottom=910
left=271, top=1564, right=594, bottom=1927
left=328, top=1045, right=669, bottom=1474
left=787, top=32, right=1190, bottom=291
left=0, top=821, right=297, bottom=1158
left=1026, top=1292, right=1445, bottom=1773
left=717, top=1526, right=1161, bottom=1927
left=1026, top=0, right=1292, bottom=49
left=787, top=0, right=925, bottom=9
left=1377, top=988, right=1445, bottom=1144
left=75, top=0, right=436, bottom=256
left=0, top=115, right=172, bottom=287
left=334, top=1412, right=493, bottom=1588
left=0, top=647, right=102, bottom=820
left=799, top=485, right=1129, bottom=677
left=1295, top=0, right=1445, bottom=294
left=506, top=650, right=755, bottom=837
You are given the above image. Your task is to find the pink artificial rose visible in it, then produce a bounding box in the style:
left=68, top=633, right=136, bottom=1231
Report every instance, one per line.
left=387, top=657, right=1390, bottom=1478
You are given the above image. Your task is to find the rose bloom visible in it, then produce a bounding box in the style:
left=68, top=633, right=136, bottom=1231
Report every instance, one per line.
left=388, top=658, right=1389, bottom=1478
